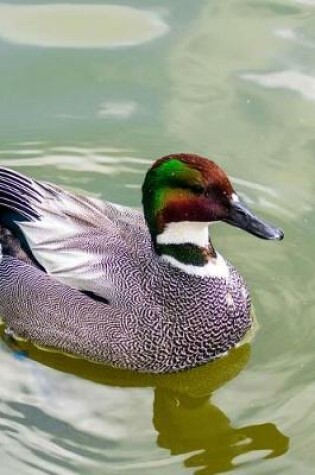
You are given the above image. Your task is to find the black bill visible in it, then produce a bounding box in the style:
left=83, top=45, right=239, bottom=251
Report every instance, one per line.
left=224, top=198, right=284, bottom=240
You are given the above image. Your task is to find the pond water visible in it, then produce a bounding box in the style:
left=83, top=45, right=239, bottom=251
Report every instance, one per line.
left=0, top=1, right=314, bottom=474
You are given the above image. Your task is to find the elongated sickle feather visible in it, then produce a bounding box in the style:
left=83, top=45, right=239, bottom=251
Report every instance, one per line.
left=0, top=168, right=43, bottom=222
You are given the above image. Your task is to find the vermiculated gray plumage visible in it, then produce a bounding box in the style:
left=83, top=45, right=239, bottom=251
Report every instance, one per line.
left=0, top=166, right=252, bottom=373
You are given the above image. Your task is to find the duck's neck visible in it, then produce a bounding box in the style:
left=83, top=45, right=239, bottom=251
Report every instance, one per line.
left=155, top=222, right=229, bottom=278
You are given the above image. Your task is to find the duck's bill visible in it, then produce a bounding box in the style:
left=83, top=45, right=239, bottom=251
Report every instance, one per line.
left=224, top=199, right=284, bottom=240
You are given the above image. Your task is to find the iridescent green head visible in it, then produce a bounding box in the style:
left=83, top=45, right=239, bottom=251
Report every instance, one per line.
left=142, top=153, right=283, bottom=251
left=142, top=153, right=233, bottom=241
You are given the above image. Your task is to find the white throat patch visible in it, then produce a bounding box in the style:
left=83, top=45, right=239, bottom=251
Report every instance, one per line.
left=156, top=221, right=229, bottom=279
left=156, top=221, right=210, bottom=248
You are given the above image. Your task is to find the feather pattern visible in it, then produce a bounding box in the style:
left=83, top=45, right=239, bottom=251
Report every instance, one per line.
left=0, top=255, right=251, bottom=372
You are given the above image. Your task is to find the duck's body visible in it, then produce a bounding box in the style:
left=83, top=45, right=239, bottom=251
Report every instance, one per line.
left=0, top=154, right=283, bottom=372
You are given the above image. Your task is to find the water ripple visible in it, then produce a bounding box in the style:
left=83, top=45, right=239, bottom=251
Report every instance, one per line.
left=243, top=70, right=315, bottom=102
left=0, top=4, right=169, bottom=49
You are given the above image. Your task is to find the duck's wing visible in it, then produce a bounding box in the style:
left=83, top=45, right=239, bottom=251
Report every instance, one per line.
left=0, top=167, right=146, bottom=299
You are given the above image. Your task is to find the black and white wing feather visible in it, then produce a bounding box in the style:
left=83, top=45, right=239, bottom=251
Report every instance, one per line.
left=0, top=167, right=146, bottom=300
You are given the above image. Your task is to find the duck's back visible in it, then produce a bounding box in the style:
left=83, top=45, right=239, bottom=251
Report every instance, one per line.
left=0, top=167, right=152, bottom=303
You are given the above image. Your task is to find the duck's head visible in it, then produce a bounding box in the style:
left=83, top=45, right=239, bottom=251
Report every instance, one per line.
left=142, top=153, right=283, bottom=272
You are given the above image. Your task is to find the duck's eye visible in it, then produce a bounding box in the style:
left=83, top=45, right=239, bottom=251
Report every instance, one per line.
left=191, top=184, right=204, bottom=194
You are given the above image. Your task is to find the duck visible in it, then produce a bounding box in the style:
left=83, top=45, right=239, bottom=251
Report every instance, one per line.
left=0, top=153, right=283, bottom=373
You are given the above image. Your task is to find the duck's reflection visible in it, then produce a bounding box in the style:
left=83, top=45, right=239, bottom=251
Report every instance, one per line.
left=154, top=387, right=288, bottom=474
left=2, top=331, right=289, bottom=474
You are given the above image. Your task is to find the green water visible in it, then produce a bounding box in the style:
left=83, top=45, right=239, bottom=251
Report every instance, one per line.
left=0, top=1, right=314, bottom=473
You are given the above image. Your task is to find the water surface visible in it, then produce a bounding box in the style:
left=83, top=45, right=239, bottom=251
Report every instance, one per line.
left=0, top=1, right=314, bottom=474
